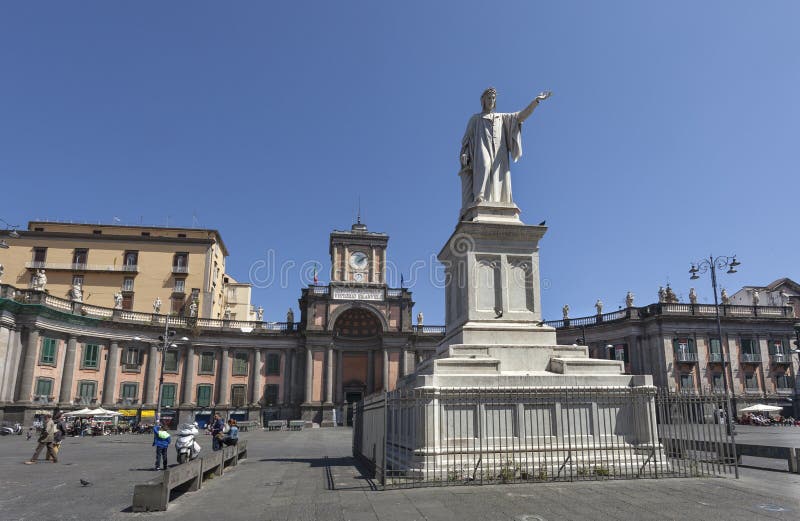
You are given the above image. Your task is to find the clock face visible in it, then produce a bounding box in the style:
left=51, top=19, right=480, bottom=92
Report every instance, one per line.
left=350, top=251, right=368, bottom=270
left=354, top=272, right=364, bottom=282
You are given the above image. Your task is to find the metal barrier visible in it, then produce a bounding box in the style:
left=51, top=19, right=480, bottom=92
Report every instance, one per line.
left=353, top=388, right=736, bottom=489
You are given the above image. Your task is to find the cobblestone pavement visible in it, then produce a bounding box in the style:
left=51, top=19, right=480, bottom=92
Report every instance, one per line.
left=0, top=427, right=798, bottom=521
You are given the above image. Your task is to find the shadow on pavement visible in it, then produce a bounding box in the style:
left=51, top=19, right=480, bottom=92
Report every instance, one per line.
left=259, top=455, right=378, bottom=491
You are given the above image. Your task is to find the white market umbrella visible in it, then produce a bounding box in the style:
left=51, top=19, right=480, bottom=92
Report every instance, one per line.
left=740, top=404, right=783, bottom=413
left=68, top=408, right=95, bottom=417
left=87, top=407, right=122, bottom=416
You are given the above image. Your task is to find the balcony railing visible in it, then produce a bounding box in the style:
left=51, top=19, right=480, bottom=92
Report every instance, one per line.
left=172, top=265, right=189, bottom=274
left=0, top=282, right=445, bottom=337
left=675, top=352, right=699, bottom=363
left=740, top=353, right=762, bottom=363
left=547, top=301, right=795, bottom=329
left=770, top=353, right=792, bottom=364
left=25, top=261, right=139, bottom=273
left=413, top=325, right=446, bottom=335
left=707, top=353, right=723, bottom=363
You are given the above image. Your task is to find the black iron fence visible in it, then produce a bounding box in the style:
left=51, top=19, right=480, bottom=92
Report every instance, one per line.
left=353, top=387, right=737, bottom=489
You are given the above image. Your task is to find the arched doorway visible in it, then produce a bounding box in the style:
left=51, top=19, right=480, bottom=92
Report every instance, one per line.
left=333, top=307, right=383, bottom=424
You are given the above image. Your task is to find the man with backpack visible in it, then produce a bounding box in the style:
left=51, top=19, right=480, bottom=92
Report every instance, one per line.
left=152, top=419, right=171, bottom=471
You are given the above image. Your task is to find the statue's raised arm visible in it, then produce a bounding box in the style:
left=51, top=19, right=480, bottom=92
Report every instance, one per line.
left=519, top=91, right=552, bottom=123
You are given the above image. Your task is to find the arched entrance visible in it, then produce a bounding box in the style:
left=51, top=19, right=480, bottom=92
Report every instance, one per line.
left=333, top=307, right=383, bottom=424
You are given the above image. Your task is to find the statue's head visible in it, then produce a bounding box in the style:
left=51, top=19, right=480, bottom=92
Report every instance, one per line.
left=481, top=87, right=497, bottom=112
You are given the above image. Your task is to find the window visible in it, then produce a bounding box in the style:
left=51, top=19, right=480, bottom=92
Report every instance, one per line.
left=231, top=385, right=247, bottom=407
left=40, top=337, right=57, bottom=365
left=174, top=279, right=186, bottom=293
left=163, top=350, right=179, bottom=372
left=93, top=229, right=102, bottom=235
left=711, top=373, right=724, bottom=391
left=744, top=373, right=759, bottom=391
left=122, top=294, right=134, bottom=311
left=741, top=338, right=757, bottom=354
left=161, top=384, right=177, bottom=407
left=35, top=378, right=53, bottom=397
left=709, top=338, right=722, bottom=354
left=123, top=251, right=138, bottom=268
left=121, top=383, right=138, bottom=400
left=232, top=352, right=249, bottom=375
left=123, top=348, right=141, bottom=370
left=73, top=248, right=88, bottom=267
left=265, top=384, right=280, bottom=405
left=72, top=275, right=84, bottom=287
left=82, top=343, right=99, bottom=369
left=266, top=353, right=281, bottom=375
left=768, top=339, right=787, bottom=355
left=611, top=344, right=628, bottom=363
left=776, top=374, right=793, bottom=390
left=173, top=252, right=189, bottom=272
left=33, top=247, right=47, bottom=263
left=177, top=233, right=186, bottom=238
left=197, top=385, right=213, bottom=407
left=141, top=231, right=150, bottom=236
left=199, top=352, right=215, bottom=374
left=122, top=277, right=134, bottom=291
left=673, top=337, right=696, bottom=362
left=78, top=381, right=97, bottom=400
left=679, top=373, right=694, bottom=391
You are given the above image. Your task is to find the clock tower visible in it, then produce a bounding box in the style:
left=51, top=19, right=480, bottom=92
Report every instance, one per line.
left=329, top=218, right=388, bottom=285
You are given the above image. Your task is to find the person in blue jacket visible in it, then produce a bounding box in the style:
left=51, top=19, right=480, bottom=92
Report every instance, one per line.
left=152, top=419, right=171, bottom=471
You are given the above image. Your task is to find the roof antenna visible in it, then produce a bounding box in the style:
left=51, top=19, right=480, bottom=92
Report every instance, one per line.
left=357, top=196, right=361, bottom=224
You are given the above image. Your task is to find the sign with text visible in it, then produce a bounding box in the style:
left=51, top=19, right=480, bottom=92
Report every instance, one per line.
left=331, top=287, right=383, bottom=301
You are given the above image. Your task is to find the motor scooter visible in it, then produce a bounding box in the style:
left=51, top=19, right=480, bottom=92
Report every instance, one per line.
left=0, top=422, right=22, bottom=436
left=175, top=422, right=201, bottom=463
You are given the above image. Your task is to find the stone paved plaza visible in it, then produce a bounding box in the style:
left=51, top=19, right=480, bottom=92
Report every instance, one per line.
left=0, top=427, right=798, bottom=521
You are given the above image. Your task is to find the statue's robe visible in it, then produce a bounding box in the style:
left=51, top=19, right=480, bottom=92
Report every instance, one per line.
left=460, top=111, right=523, bottom=205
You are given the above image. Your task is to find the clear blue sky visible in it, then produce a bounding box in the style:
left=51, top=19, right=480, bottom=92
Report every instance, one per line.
left=2, top=2, right=799, bottom=323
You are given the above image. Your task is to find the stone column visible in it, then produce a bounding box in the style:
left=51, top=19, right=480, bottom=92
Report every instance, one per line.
left=102, top=341, right=120, bottom=407
left=305, top=348, right=313, bottom=403
left=16, top=328, right=39, bottom=403
left=400, top=345, right=408, bottom=377
left=367, top=349, right=374, bottom=394
left=290, top=348, right=298, bottom=404
left=250, top=349, right=263, bottom=405
left=382, top=348, right=389, bottom=392
left=181, top=344, right=195, bottom=406
left=336, top=349, right=344, bottom=403
left=325, top=344, right=334, bottom=404
left=144, top=343, right=159, bottom=406
left=59, top=336, right=78, bottom=405
left=282, top=349, right=290, bottom=405
left=217, top=347, right=230, bottom=406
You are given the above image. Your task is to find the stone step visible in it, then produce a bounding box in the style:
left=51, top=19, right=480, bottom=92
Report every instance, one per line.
left=548, top=357, right=624, bottom=375
left=433, top=357, right=501, bottom=375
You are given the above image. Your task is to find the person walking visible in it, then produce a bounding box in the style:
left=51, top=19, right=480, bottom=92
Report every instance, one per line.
left=152, top=420, right=171, bottom=471
left=222, top=419, right=239, bottom=447
left=49, top=412, right=67, bottom=461
left=25, top=413, right=57, bottom=464
left=210, top=413, right=225, bottom=451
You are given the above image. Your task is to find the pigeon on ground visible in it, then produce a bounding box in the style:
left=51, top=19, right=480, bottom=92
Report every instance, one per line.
left=80, top=479, right=92, bottom=487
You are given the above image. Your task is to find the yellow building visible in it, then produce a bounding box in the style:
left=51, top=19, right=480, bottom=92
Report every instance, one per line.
left=0, top=221, right=231, bottom=318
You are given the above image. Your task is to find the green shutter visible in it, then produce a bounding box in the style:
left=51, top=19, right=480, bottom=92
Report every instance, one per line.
left=688, top=338, right=695, bottom=353
left=40, top=338, right=56, bottom=364
left=161, top=384, right=176, bottom=407
left=83, top=344, right=99, bottom=368
left=197, top=385, right=211, bottom=406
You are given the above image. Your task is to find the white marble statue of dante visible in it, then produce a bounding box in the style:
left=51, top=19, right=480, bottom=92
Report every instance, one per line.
left=460, top=87, right=551, bottom=209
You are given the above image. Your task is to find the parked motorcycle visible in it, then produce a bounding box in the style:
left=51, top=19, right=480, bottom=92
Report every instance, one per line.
left=0, top=422, right=22, bottom=436
left=175, top=422, right=201, bottom=463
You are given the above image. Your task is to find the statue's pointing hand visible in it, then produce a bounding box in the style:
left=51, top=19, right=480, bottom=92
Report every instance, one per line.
left=536, top=91, right=552, bottom=102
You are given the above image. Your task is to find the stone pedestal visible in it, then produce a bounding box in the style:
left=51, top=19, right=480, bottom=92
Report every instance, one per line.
left=438, top=218, right=554, bottom=348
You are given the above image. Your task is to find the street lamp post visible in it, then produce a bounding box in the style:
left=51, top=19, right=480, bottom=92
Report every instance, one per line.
left=791, top=322, right=800, bottom=419
left=689, top=254, right=740, bottom=476
left=135, top=318, right=189, bottom=426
